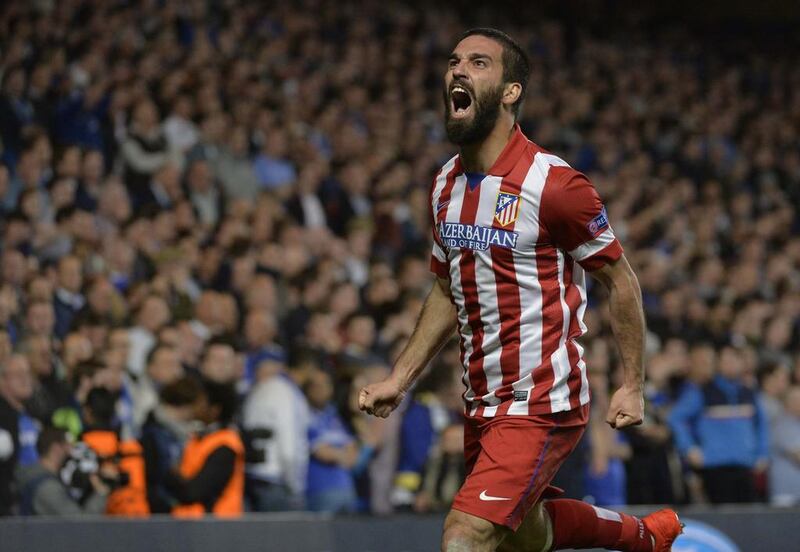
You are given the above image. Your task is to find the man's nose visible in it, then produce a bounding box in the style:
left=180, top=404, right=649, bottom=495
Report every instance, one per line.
left=451, top=60, right=468, bottom=80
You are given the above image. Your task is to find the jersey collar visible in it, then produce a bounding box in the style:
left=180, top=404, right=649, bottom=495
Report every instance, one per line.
left=456, top=124, right=527, bottom=178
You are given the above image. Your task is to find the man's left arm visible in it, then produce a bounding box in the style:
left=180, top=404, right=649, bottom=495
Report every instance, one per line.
left=539, top=169, right=643, bottom=429
left=589, top=255, right=646, bottom=429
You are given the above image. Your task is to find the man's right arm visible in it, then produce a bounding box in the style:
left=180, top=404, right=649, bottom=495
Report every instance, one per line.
left=359, top=277, right=456, bottom=418
left=33, top=477, right=108, bottom=516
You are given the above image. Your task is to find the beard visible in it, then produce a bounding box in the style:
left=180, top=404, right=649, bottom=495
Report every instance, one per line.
left=443, top=81, right=504, bottom=146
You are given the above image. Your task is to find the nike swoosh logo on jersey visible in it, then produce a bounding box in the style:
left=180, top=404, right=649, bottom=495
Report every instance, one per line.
left=436, top=200, right=450, bottom=213
left=479, top=490, right=511, bottom=501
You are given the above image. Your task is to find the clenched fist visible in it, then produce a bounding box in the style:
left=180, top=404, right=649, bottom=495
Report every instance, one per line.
left=358, top=376, right=406, bottom=418
left=605, top=385, right=644, bottom=429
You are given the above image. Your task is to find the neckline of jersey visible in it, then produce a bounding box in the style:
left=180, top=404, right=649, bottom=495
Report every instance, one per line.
left=455, top=124, right=528, bottom=179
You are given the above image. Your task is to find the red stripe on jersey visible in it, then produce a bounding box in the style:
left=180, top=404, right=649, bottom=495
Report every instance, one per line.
left=458, top=178, right=488, bottom=414
left=566, top=340, right=584, bottom=409
left=431, top=161, right=462, bottom=278
left=530, top=243, right=563, bottom=413
left=491, top=158, right=532, bottom=416
left=429, top=166, right=445, bottom=248
left=436, top=159, right=461, bottom=227
left=562, top=259, right=584, bottom=410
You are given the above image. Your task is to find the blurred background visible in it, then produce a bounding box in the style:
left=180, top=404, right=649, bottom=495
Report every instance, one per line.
left=0, top=0, right=799, bottom=550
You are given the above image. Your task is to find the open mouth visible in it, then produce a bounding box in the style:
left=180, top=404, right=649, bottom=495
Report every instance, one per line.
left=450, top=85, right=473, bottom=118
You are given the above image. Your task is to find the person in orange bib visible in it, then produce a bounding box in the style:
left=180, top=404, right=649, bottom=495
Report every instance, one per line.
left=170, top=379, right=244, bottom=518
left=80, top=387, right=150, bottom=517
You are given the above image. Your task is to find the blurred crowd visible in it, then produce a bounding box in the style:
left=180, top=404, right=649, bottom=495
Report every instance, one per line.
left=1, top=0, right=800, bottom=518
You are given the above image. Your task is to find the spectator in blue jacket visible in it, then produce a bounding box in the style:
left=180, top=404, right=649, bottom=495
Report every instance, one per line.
left=669, top=345, right=769, bottom=503
left=52, top=255, right=85, bottom=339
left=392, top=362, right=461, bottom=510
left=304, top=369, right=358, bottom=513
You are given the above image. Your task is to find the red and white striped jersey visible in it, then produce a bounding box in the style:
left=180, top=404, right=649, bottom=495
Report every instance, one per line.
left=429, top=126, right=623, bottom=417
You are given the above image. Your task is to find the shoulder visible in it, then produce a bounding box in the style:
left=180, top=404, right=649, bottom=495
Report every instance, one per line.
left=436, top=154, right=459, bottom=176
left=524, top=140, right=571, bottom=172
left=29, top=470, right=65, bottom=501
left=432, top=155, right=460, bottom=187
left=539, top=158, right=587, bottom=195
left=214, top=428, right=244, bottom=451
left=512, top=141, right=579, bottom=197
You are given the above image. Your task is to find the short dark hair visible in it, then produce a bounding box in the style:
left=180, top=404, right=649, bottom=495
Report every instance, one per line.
left=160, top=375, right=203, bottom=407
left=201, top=378, right=238, bottom=425
left=37, top=426, right=68, bottom=456
left=84, top=386, right=117, bottom=427
left=461, top=28, right=530, bottom=119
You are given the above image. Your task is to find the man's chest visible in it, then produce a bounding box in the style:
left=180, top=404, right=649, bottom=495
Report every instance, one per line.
left=433, top=174, right=544, bottom=256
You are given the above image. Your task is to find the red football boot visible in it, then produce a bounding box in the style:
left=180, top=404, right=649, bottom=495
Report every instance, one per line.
left=642, top=509, right=683, bottom=551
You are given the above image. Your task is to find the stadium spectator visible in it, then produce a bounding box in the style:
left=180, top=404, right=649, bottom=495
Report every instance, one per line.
left=169, top=380, right=245, bottom=517
left=759, top=361, right=791, bottom=424
left=80, top=388, right=148, bottom=516
left=770, top=386, right=800, bottom=506
left=242, top=310, right=284, bottom=389
left=22, top=335, right=72, bottom=426
left=0, top=354, right=33, bottom=514
left=304, top=369, right=359, bottom=513
left=216, top=126, right=259, bottom=201
left=52, top=255, right=85, bottom=339
left=199, top=339, right=240, bottom=386
left=129, top=344, right=184, bottom=434
left=121, top=99, right=179, bottom=211
left=253, top=128, right=296, bottom=192
left=0, top=355, right=38, bottom=473
left=624, top=350, right=684, bottom=505
left=140, top=377, right=201, bottom=514
left=392, top=362, right=461, bottom=510
left=669, top=345, right=770, bottom=503
left=584, top=359, right=632, bottom=506
left=241, top=354, right=310, bottom=511
left=15, top=427, right=110, bottom=516
left=126, top=295, right=171, bottom=379
left=414, top=424, right=465, bottom=513
left=343, top=364, right=399, bottom=514
left=0, top=66, right=33, bottom=161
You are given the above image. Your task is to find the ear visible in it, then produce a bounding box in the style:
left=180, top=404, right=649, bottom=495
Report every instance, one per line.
left=502, top=82, right=522, bottom=108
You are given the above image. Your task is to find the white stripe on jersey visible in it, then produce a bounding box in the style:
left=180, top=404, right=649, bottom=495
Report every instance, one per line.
left=573, top=262, right=589, bottom=334
left=431, top=156, right=457, bottom=207
left=573, top=262, right=590, bottom=404
left=568, top=227, right=617, bottom=262
left=539, top=153, right=570, bottom=169
left=575, top=340, right=591, bottom=405
left=548, top=248, right=573, bottom=412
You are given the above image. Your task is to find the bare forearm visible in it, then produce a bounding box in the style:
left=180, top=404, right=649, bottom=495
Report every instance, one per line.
left=593, top=256, right=645, bottom=390
left=392, top=279, right=457, bottom=391
left=607, top=269, right=645, bottom=389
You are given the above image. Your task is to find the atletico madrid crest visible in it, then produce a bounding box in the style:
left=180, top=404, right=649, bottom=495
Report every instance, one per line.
left=494, top=192, right=521, bottom=227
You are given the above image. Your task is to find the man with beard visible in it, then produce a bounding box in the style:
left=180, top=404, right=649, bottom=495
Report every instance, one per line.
left=360, top=28, right=681, bottom=552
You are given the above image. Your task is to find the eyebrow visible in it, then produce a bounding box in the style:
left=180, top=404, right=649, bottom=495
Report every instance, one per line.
left=448, top=52, right=494, bottom=62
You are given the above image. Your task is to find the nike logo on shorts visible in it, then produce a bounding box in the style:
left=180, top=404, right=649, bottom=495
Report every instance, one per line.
left=479, top=490, right=511, bottom=501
